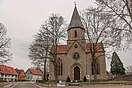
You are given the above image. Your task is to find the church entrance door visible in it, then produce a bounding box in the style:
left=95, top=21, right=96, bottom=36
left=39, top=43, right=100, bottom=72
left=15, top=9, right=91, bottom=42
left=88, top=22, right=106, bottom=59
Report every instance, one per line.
left=74, top=66, right=80, bottom=80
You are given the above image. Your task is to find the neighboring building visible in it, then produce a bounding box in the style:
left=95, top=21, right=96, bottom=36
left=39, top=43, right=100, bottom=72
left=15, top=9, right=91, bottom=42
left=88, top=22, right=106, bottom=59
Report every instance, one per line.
left=26, top=68, right=43, bottom=81
left=49, top=6, right=107, bottom=81
left=16, top=69, right=26, bottom=81
left=0, top=65, right=17, bottom=81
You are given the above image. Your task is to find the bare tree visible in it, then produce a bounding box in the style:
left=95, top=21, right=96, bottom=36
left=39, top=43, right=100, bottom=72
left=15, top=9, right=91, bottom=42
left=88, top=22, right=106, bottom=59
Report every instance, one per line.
left=96, top=0, right=132, bottom=49
left=29, top=14, right=66, bottom=81
left=29, top=20, right=55, bottom=80
left=46, top=14, right=66, bottom=81
left=82, top=7, right=116, bottom=80
left=0, top=23, right=11, bottom=63
left=29, top=39, right=50, bottom=80
left=126, top=65, right=132, bottom=73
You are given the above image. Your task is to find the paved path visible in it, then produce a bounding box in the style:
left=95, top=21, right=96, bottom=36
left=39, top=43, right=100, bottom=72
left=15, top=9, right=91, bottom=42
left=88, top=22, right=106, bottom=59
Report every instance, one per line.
left=13, top=83, right=35, bottom=88
left=5, top=82, right=42, bottom=88
left=77, top=84, right=132, bottom=88
left=41, top=84, right=132, bottom=88
left=4, top=82, right=132, bottom=88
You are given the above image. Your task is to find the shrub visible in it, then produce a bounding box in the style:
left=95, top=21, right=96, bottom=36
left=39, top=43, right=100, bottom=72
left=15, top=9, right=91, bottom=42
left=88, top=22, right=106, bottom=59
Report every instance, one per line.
left=83, top=76, right=87, bottom=82
left=36, top=80, right=48, bottom=83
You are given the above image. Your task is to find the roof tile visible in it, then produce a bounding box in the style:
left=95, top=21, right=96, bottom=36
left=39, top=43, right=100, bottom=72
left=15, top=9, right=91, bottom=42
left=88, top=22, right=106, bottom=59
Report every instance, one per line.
left=0, top=65, right=17, bottom=75
left=29, top=68, right=43, bottom=76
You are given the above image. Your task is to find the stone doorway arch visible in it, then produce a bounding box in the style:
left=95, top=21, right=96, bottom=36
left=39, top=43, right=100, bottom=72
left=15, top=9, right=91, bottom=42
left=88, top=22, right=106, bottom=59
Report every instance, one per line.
left=74, top=66, right=80, bottom=80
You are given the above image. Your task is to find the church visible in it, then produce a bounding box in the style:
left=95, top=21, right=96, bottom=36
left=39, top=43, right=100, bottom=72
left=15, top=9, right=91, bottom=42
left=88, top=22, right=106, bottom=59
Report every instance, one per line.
left=49, top=6, right=107, bottom=81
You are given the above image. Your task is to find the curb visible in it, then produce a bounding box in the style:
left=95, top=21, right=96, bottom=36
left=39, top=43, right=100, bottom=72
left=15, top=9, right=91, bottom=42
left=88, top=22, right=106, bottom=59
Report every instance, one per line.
left=4, top=83, right=14, bottom=88
left=32, top=83, right=44, bottom=88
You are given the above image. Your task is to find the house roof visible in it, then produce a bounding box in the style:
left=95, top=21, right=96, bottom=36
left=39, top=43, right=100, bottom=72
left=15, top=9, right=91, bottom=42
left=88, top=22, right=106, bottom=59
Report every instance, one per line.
left=54, top=43, right=104, bottom=54
left=16, top=69, right=25, bottom=75
left=56, top=45, right=67, bottom=54
left=19, top=70, right=25, bottom=76
left=28, top=68, right=43, bottom=76
left=68, top=6, right=84, bottom=30
left=0, top=65, right=17, bottom=75
left=16, top=69, right=24, bottom=72
left=85, top=43, right=104, bottom=53
left=16, top=69, right=25, bottom=80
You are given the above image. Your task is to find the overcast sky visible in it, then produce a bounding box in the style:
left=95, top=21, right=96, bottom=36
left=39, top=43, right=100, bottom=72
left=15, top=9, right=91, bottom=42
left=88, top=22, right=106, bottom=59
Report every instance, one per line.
left=0, top=0, right=132, bottom=71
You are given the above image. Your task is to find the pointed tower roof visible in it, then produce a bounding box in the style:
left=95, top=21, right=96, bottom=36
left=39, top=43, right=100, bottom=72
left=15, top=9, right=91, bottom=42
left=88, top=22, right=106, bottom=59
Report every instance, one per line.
left=68, top=6, right=84, bottom=30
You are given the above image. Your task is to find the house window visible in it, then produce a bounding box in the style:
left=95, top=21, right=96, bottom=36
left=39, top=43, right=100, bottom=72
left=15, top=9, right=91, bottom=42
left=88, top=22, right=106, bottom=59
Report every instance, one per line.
left=75, top=30, right=77, bottom=38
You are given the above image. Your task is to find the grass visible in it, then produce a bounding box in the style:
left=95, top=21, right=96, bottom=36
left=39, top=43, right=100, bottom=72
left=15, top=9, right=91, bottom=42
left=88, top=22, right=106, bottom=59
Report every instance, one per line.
left=81, top=80, right=132, bottom=85
left=36, top=80, right=132, bottom=87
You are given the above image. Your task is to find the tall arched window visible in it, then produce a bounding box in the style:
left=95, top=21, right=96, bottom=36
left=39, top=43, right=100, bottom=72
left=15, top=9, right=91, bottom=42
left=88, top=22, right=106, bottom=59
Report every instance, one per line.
left=91, top=61, right=100, bottom=75
left=96, top=63, right=100, bottom=74
left=75, top=30, right=77, bottom=38
left=57, top=58, right=63, bottom=76
left=61, top=63, right=63, bottom=75
left=58, top=62, right=61, bottom=76
left=92, top=62, right=94, bottom=75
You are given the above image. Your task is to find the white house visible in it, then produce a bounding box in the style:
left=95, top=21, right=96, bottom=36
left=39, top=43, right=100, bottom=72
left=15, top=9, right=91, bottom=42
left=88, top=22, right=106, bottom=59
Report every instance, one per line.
left=0, top=65, right=17, bottom=81
left=26, top=68, right=43, bottom=81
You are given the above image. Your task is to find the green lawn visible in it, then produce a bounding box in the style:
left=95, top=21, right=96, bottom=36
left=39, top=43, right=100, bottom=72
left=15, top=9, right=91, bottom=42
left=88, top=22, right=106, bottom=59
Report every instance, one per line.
left=36, top=80, right=132, bottom=87
left=81, top=80, right=132, bottom=85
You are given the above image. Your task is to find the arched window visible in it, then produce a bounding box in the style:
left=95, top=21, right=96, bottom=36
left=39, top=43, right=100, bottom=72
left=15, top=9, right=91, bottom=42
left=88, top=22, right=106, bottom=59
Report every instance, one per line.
left=61, top=63, right=63, bottom=75
left=75, top=30, right=77, bottom=38
left=91, top=61, right=100, bottom=75
left=57, top=58, right=63, bottom=76
left=58, top=62, right=61, bottom=76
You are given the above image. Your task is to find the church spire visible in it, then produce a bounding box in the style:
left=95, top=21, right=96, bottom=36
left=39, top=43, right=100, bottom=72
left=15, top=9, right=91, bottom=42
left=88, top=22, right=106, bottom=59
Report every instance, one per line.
left=68, top=5, right=84, bottom=30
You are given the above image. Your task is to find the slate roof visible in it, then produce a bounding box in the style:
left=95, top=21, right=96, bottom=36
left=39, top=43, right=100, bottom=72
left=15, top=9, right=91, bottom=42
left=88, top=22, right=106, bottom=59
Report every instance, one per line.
left=68, top=6, right=84, bottom=30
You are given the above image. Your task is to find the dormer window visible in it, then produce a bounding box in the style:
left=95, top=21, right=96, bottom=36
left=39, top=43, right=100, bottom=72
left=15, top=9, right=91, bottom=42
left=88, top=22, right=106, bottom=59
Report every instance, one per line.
left=75, top=30, right=77, bottom=38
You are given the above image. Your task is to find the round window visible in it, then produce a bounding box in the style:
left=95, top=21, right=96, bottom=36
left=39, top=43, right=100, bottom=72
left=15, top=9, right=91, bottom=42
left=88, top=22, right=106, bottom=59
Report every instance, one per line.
left=73, top=52, right=80, bottom=60
left=74, top=44, right=78, bottom=48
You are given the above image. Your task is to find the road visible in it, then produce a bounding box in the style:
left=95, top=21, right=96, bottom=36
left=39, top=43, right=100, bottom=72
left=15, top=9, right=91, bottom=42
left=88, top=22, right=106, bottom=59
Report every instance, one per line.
left=11, top=82, right=41, bottom=88
left=4, top=82, right=132, bottom=88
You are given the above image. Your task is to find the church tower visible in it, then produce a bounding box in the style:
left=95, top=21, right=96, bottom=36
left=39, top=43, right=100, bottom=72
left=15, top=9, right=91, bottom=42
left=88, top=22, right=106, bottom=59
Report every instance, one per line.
left=67, top=6, right=86, bottom=48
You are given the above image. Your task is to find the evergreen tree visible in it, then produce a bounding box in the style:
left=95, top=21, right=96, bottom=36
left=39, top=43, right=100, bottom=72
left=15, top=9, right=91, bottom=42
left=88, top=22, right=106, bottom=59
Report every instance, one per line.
left=110, top=52, right=125, bottom=76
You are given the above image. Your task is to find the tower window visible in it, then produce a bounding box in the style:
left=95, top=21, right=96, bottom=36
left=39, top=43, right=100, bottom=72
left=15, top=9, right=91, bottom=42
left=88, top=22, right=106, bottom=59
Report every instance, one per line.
left=75, top=30, right=77, bottom=37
